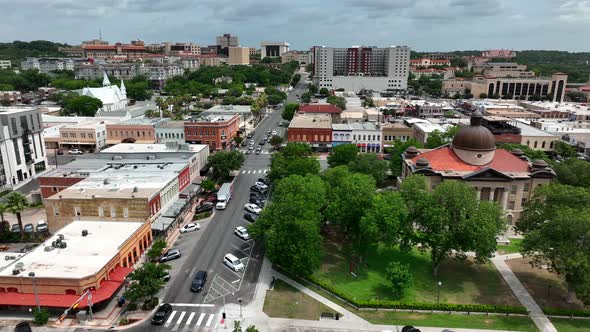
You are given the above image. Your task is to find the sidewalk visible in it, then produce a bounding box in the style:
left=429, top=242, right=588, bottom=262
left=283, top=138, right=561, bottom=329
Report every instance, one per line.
left=492, top=253, right=558, bottom=332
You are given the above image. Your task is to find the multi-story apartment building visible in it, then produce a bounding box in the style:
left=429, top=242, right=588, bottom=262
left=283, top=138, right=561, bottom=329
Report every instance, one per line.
left=228, top=47, right=250, bottom=65
left=162, top=42, right=201, bottom=55
left=74, top=63, right=138, bottom=80
left=138, top=63, right=184, bottom=89
left=313, top=45, right=410, bottom=92
left=260, top=42, right=290, bottom=59
left=185, top=115, right=240, bottom=151
left=82, top=41, right=148, bottom=60
left=0, top=60, right=11, bottom=70
left=443, top=73, right=568, bottom=102
left=249, top=48, right=258, bottom=57
left=0, top=107, right=47, bottom=189
left=21, top=57, right=74, bottom=73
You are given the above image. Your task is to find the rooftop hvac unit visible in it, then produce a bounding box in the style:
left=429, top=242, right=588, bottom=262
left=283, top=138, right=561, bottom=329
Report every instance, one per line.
left=82, top=230, right=88, bottom=237
left=12, top=269, right=20, bottom=275
left=147, top=155, right=156, bottom=160
left=112, top=156, right=123, bottom=161
left=58, top=234, right=64, bottom=241
left=58, top=242, right=67, bottom=249
left=44, top=245, right=54, bottom=252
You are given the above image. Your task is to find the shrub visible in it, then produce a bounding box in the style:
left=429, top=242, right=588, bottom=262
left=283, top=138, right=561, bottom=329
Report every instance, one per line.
left=126, top=302, right=139, bottom=311
left=142, top=298, right=159, bottom=310
left=543, top=307, right=590, bottom=317
left=119, top=318, right=129, bottom=325
left=193, top=211, right=212, bottom=220
left=385, top=261, right=413, bottom=298
left=33, top=307, right=50, bottom=325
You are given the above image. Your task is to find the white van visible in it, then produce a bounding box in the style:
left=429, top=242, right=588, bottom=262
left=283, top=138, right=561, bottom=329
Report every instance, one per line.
left=36, top=220, right=48, bottom=233
left=223, top=253, right=244, bottom=272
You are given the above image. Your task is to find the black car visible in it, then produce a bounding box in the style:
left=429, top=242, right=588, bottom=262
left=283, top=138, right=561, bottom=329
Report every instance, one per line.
left=15, top=322, right=32, bottom=332
left=250, top=185, right=268, bottom=194
left=249, top=198, right=265, bottom=207
left=191, top=270, right=208, bottom=292
left=257, top=178, right=269, bottom=185
left=244, top=212, right=258, bottom=223
left=259, top=141, right=265, bottom=145
left=151, top=303, right=173, bottom=325
left=249, top=192, right=265, bottom=200
left=195, top=202, right=214, bottom=213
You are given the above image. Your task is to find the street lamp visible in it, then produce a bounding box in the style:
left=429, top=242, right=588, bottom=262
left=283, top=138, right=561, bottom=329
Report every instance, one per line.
left=436, top=281, right=442, bottom=304
left=28, top=272, right=40, bottom=312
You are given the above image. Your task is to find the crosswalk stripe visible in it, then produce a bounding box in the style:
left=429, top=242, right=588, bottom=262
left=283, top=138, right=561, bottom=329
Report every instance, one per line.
left=196, top=313, right=205, bottom=326
left=205, top=313, right=214, bottom=327
left=241, top=170, right=246, bottom=174
left=247, top=170, right=251, bottom=174
left=185, top=312, right=195, bottom=325
left=176, top=311, right=186, bottom=324
left=165, top=310, right=177, bottom=326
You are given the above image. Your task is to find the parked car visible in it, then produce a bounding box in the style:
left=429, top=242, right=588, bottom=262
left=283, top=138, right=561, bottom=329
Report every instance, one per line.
left=36, top=220, right=48, bottom=233
left=180, top=223, right=201, bottom=233
left=254, top=182, right=268, bottom=190
left=271, top=130, right=277, bottom=135
left=15, top=322, right=32, bottom=332
left=244, top=203, right=262, bottom=215
left=249, top=198, right=265, bottom=207
left=159, top=249, right=181, bottom=263
left=23, top=224, right=34, bottom=233
left=243, top=213, right=258, bottom=223
left=250, top=186, right=268, bottom=195
left=191, top=270, right=208, bottom=292
left=259, top=141, right=265, bottom=146
left=195, top=202, right=214, bottom=213
left=224, top=253, right=245, bottom=272
left=56, top=149, right=64, bottom=155
left=257, top=178, right=269, bottom=185
left=266, top=129, right=272, bottom=135
left=249, top=192, right=265, bottom=200
left=203, top=195, right=217, bottom=203
left=151, top=303, right=173, bottom=325
left=235, top=226, right=251, bottom=240
left=255, top=147, right=261, bottom=155
left=68, top=149, right=83, bottom=155
left=159, top=270, right=171, bottom=282
left=248, top=145, right=254, bottom=151
left=244, top=150, right=251, bottom=155
left=246, top=133, right=254, bottom=139
left=10, top=224, right=20, bottom=233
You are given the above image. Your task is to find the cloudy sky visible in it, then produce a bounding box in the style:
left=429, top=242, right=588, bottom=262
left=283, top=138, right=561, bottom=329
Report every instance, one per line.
left=1, top=0, right=589, bottom=51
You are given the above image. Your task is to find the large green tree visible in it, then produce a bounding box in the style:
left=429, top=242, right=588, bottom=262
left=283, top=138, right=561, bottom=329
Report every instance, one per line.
left=282, top=103, right=299, bottom=121
left=327, top=144, right=359, bottom=168
left=207, top=150, right=245, bottom=180
left=249, top=175, right=326, bottom=274
left=60, top=94, right=103, bottom=117
left=553, top=141, right=577, bottom=159
left=555, top=158, right=590, bottom=188
left=517, top=183, right=590, bottom=303
left=360, top=192, right=409, bottom=249
left=388, top=139, right=423, bottom=177
left=268, top=143, right=319, bottom=182
left=400, top=175, right=505, bottom=276
left=348, top=153, right=388, bottom=187
left=124, top=262, right=170, bottom=302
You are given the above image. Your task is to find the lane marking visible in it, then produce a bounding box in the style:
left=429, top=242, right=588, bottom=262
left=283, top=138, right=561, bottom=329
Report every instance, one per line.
left=232, top=279, right=240, bottom=284
left=185, top=312, right=195, bottom=325
left=205, top=313, right=214, bottom=327
left=241, top=170, right=246, bottom=174
left=165, top=310, right=177, bottom=326
left=170, top=303, right=215, bottom=307
left=196, top=313, right=206, bottom=326
left=176, top=311, right=186, bottom=325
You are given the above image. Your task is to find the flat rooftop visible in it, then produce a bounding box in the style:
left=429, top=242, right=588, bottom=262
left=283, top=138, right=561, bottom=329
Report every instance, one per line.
left=0, top=221, right=142, bottom=279
left=205, top=105, right=252, bottom=113
left=189, top=114, right=238, bottom=123
left=101, top=143, right=208, bottom=154
left=158, top=120, right=185, bottom=128
left=111, top=118, right=165, bottom=126
left=514, top=121, right=557, bottom=138
left=289, top=113, right=332, bottom=129
left=0, top=107, right=36, bottom=115
left=413, top=122, right=446, bottom=133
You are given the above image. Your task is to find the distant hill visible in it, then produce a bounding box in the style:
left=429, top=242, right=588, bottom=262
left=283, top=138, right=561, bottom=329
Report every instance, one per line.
left=0, top=40, right=69, bottom=65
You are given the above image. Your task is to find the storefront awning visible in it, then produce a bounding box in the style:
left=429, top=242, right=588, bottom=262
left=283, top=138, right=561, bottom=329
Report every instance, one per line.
left=152, top=216, right=175, bottom=232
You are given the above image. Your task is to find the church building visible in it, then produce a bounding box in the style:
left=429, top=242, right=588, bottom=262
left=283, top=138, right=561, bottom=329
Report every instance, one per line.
left=400, top=111, right=556, bottom=225
left=81, top=72, right=128, bottom=113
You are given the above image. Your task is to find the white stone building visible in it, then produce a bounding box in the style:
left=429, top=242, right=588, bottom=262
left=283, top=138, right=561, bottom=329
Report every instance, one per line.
left=80, top=73, right=128, bottom=113
left=349, top=122, right=382, bottom=153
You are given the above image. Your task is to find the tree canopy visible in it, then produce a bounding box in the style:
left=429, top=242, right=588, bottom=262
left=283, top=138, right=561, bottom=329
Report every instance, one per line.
left=59, top=94, right=103, bottom=117
left=207, top=150, right=245, bottom=180
left=268, top=142, right=319, bottom=182
left=327, top=144, right=359, bottom=168
left=555, top=158, right=590, bottom=188
left=348, top=153, right=388, bottom=187
left=282, top=103, right=299, bottom=121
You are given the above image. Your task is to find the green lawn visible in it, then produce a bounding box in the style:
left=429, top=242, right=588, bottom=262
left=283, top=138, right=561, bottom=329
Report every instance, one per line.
left=313, top=242, right=520, bottom=305
left=497, top=238, right=523, bottom=255
left=263, top=279, right=339, bottom=320
left=358, top=311, right=538, bottom=331
left=551, top=318, right=590, bottom=332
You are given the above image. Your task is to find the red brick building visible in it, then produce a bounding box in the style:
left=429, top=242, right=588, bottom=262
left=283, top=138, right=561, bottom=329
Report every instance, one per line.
left=288, top=113, right=332, bottom=150
left=298, top=104, right=342, bottom=123
left=185, top=114, right=240, bottom=151
left=83, top=42, right=148, bottom=60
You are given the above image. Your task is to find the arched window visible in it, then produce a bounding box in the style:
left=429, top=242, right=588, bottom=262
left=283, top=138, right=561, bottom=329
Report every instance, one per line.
left=542, top=141, right=545, bottom=149
left=534, top=141, right=538, bottom=148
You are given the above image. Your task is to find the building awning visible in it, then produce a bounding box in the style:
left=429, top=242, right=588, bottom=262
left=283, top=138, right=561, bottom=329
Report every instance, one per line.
left=151, top=216, right=175, bottom=232
left=59, top=142, right=97, bottom=145
left=180, top=183, right=200, bottom=197
left=163, top=198, right=189, bottom=218
left=0, top=266, right=132, bottom=308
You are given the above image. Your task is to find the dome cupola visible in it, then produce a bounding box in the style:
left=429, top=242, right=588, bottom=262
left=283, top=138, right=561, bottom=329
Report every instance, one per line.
left=451, top=111, right=496, bottom=165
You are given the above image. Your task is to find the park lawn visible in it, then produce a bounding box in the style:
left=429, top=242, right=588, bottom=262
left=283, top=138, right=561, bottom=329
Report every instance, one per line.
left=497, top=238, right=523, bottom=255
left=358, top=311, right=538, bottom=332
left=550, top=318, right=590, bottom=332
left=507, top=258, right=585, bottom=310
left=313, top=242, right=520, bottom=306
left=263, top=279, right=339, bottom=320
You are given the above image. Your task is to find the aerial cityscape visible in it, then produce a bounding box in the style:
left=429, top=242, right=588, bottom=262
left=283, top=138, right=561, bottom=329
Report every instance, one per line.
left=0, top=2, right=590, bottom=332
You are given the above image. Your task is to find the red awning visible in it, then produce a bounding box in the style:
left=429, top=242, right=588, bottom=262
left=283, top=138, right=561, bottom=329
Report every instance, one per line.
left=0, top=266, right=132, bottom=308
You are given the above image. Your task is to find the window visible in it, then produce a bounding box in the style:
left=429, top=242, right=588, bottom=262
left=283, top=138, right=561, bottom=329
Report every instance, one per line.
left=110, top=207, right=116, bottom=218
left=53, top=207, right=60, bottom=216
left=523, top=183, right=530, bottom=192
left=521, top=197, right=528, bottom=207
left=124, top=208, right=129, bottom=218
left=508, top=201, right=515, bottom=210
left=11, top=118, right=17, bottom=135
left=74, top=207, right=81, bottom=216
left=98, top=207, right=104, bottom=217
left=510, top=185, right=517, bottom=195
left=88, top=133, right=93, bottom=138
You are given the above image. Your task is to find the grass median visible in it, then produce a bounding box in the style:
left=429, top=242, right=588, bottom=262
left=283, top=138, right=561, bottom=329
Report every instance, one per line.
left=263, top=279, right=339, bottom=320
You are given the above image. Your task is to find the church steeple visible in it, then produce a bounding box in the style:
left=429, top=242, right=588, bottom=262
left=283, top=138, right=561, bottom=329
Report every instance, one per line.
left=102, top=71, right=111, bottom=87
left=120, top=79, right=127, bottom=98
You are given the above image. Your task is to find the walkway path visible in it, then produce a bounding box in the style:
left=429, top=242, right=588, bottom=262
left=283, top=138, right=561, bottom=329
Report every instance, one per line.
left=492, top=253, right=558, bottom=332
left=222, top=257, right=522, bottom=332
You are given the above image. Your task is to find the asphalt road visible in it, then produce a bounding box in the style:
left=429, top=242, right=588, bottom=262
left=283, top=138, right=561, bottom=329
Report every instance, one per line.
left=120, top=70, right=309, bottom=332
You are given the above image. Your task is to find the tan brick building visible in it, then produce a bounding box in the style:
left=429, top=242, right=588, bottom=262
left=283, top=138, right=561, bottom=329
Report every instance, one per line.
left=106, top=118, right=164, bottom=145
left=228, top=47, right=250, bottom=65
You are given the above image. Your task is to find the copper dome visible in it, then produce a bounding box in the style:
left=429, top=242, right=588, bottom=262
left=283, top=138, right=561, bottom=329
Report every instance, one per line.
left=451, top=111, right=496, bottom=152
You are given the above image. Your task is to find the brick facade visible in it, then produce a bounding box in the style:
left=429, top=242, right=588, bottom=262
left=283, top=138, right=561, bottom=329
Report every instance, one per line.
left=106, top=124, right=156, bottom=145
left=39, top=176, right=85, bottom=199
left=185, top=115, right=240, bottom=151
left=287, top=128, right=333, bottom=144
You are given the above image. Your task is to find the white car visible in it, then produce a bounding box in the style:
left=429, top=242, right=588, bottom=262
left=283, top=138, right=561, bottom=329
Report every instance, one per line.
left=180, top=223, right=201, bottom=233
left=224, top=253, right=244, bottom=272
left=255, top=182, right=268, bottom=190
left=271, top=130, right=277, bottom=135
left=235, top=226, right=251, bottom=240
left=68, top=149, right=83, bottom=155
left=244, top=203, right=262, bottom=215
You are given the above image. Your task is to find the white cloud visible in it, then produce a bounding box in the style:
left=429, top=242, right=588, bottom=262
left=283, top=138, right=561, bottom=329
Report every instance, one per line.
left=558, top=0, right=590, bottom=22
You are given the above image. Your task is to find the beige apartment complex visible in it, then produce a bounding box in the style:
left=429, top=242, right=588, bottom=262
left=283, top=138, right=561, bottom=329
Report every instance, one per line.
left=228, top=47, right=250, bottom=65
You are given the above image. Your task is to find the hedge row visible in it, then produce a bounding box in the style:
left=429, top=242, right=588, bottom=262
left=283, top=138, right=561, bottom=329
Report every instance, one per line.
left=543, top=307, right=590, bottom=317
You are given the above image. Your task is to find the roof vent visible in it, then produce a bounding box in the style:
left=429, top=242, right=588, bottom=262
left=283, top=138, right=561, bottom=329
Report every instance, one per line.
left=12, top=269, right=20, bottom=275
left=405, top=146, right=419, bottom=158
left=104, top=179, right=110, bottom=185
left=133, top=186, right=138, bottom=193
left=415, top=158, right=430, bottom=168
left=44, top=245, right=54, bottom=252
left=82, top=230, right=88, bottom=237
